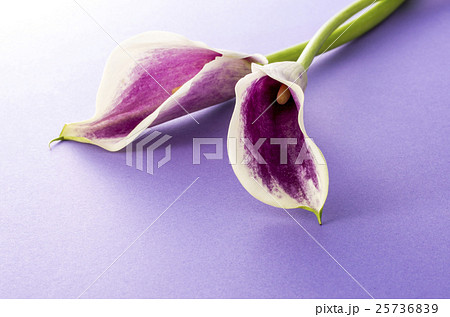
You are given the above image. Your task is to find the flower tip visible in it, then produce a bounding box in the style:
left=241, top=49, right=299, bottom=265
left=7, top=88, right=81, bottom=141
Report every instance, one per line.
left=315, top=208, right=323, bottom=225
left=299, top=206, right=323, bottom=225
left=48, top=136, right=64, bottom=150
left=309, top=209, right=323, bottom=225
left=276, top=84, right=291, bottom=105
left=316, top=213, right=323, bottom=225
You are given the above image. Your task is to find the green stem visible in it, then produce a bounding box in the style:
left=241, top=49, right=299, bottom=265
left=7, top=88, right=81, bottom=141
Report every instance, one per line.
left=266, top=0, right=404, bottom=64
left=298, top=0, right=377, bottom=68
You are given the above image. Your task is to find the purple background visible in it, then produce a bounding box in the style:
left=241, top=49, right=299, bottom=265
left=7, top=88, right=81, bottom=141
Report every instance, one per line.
left=1, top=0, right=449, bottom=298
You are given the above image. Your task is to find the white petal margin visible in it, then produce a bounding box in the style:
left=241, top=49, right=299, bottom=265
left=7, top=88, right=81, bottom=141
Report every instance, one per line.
left=227, top=62, right=329, bottom=216
left=60, top=31, right=267, bottom=151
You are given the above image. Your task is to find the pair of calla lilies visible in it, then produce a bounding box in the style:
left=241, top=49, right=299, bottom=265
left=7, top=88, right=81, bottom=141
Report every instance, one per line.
left=52, top=0, right=404, bottom=224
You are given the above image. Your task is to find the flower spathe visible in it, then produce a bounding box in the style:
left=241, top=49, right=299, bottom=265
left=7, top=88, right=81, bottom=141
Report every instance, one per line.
left=53, top=31, right=267, bottom=151
left=227, top=62, right=329, bottom=222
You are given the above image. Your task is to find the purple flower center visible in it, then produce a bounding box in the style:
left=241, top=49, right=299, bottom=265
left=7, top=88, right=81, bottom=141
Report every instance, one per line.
left=241, top=75, right=319, bottom=203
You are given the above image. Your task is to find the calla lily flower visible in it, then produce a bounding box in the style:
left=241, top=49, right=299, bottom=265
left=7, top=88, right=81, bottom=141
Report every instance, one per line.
left=51, top=0, right=404, bottom=224
left=227, top=62, right=328, bottom=223
left=52, top=31, right=266, bottom=151
left=227, top=0, right=403, bottom=223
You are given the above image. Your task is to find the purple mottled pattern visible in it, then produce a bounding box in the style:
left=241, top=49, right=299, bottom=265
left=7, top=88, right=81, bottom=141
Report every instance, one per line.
left=85, top=47, right=221, bottom=139
left=151, top=57, right=255, bottom=126
left=241, top=76, right=319, bottom=203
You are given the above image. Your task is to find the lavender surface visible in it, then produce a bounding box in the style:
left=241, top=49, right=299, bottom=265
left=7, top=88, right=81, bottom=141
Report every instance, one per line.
left=1, top=0, right=449, bottom=298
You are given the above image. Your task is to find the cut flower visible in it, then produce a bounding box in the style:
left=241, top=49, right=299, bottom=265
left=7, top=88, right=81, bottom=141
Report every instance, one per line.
left=53, top=31, right=266, bottom=151
left=227, top=62, right=329, bottom=223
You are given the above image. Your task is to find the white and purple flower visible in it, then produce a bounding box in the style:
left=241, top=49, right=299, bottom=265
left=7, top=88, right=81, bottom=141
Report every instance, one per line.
left=227, top=62, right=329, bottom=223
left=54, top=31, right=266, bottom=151
left=51, top=0, right=405, bottom=223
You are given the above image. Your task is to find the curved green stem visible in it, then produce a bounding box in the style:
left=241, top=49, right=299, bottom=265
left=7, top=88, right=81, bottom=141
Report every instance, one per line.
left=298, top=0, right=377, bottom=68
left=266, top=0, right=404, bottom=64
